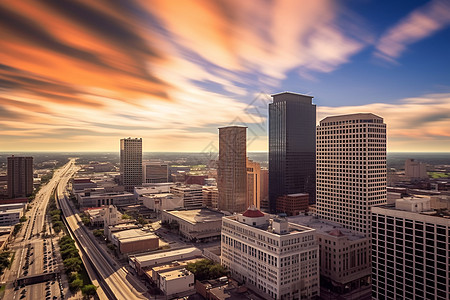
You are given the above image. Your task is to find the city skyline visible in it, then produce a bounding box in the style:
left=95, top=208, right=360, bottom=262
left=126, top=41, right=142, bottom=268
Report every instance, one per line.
left=1, top=0, right=450, bottom=153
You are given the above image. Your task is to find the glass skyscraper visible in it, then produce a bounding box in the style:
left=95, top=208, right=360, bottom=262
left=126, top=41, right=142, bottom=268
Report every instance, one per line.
left=268, top=92, right=316, bottom=213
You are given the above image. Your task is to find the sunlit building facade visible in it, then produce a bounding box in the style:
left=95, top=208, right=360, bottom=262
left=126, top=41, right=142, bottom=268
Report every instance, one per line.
left=7, top=156, right=33, bottom=198
left=120, top=138, right=143, bottom=192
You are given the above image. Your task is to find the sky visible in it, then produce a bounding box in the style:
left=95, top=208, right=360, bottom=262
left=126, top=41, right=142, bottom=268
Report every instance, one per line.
left=0, top=0, right=449, bottom=152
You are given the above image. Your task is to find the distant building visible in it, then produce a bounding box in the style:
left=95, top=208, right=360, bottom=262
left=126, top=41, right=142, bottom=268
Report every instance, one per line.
left=276, top=193, right=309, bottom=216
left=269, top=92, right=316, bottom=213
left=72, top=178, right=97, bottom=192
left=260, top=168, right=269, bottom=212
left=289, top=215, right=371, bottom=295
left=218, top=126, right=247, bottom=213
left=221, top=206, right=319, bottom=299
left=202, top=186, right=218, bottom=209
left=246, top=158, right=261, bottom=209
left=7, top=156, right=33, bottom=198
left=372, top=198, right=449, bottom=300
left=316, top=113, right=387, bottom=236
left=87, top=161, right=114, bottom=172
left=185, top=175, right=207, bottom=185
left=143, top=162, right=168, bottom=183
left=161, top=208, right=224, bottom=242
left=170, top=184, right=203, bottom=209
left=405, top=158, right=427, bottom=180
left=120, top=138, right=142, bottom=192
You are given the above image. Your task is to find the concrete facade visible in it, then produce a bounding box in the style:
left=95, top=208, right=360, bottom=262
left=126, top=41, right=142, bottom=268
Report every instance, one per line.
left=316, top=113, right=387, bottom=236
left=7, top=156, right=33, bottom=199
left=161, top=208, right=224, bottom=242
left=221, top=206, right=320, bottom=299
left=247, top=158, right=261, bottom=209
left=218, top=126, right=247, bottom=213
left=120, top=138, right=142, bottom=192
left=276, top=193, right=309, bottom=216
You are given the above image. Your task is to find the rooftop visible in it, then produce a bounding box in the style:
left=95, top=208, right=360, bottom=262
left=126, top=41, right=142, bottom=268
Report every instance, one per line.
left=164, top=208, right=224, bottom=224
left=134, top=247, right=201, bottom=264
left=286, top=193, right=309, bottom=197
left=320, top=113, right=383, bottom=123
left=288, top=215, right=367, bottom=241
left=159, top=268, right=192, bottom=281
left=112, top=229, right=158, bottom=243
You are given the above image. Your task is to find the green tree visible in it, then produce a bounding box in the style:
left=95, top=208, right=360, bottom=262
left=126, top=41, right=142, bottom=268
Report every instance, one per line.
left=69, top=278, right=83, bottom=291
left=121, top=214, right=132, bottom=220
left=81, top=217, right=91, bottom=226
left=19, top=216, right=27, bottom=223
left=186, top=259, right=227, bottom=281
left=81, top=284, right=97, bottom=298
left=93, top=229, right=104, bottom=237
left=64, top=257, right=82, bottom=273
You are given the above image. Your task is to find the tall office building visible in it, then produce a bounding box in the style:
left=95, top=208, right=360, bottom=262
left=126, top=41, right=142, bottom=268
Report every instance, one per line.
left=7, top=156, right=33, bottom=198
left=217, top=126, right=247, bottom=213
left=246, top=158, right=261, bottom=209
left=316, top=113, right=387, bottom=236
left=269, top=92, right=316, bottom=213
left=260, top=168, right=269, bottom=212
left=143, top=162, right=168, bottom=183
left=120, top=138, right=143, bottom=192
left=372, top=197, right=449, bottom=300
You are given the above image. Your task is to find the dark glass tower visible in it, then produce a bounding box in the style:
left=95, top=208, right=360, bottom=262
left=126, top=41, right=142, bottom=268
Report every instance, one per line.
left=269, top=92, right=316, bottom=213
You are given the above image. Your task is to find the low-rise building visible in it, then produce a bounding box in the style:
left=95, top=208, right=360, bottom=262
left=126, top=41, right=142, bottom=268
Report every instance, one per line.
left=203, top=186, right=219, bottom=209
left=160, top=268, right=195, bottom=298
left=289, top=215, right=371, bottom=294
left=146, top=258, right=203, bottom=286
left=276, top=193, right=309, bottom=216
left=221, top=206, right=320, bottom=299
left=131, top=246, right=202, bottom=275
left=0, top=203, right=25, bottom=226
left=142, top=193, right=183, bottom=214
left=72, top=178, right=97, bottom=191
left=170, top=184, right=203, bottom=209
left=110, top=229, right=159, bottom=254
left=76, top=190, right=135, bottom=208
left=161, top=208, right=224, bottom=242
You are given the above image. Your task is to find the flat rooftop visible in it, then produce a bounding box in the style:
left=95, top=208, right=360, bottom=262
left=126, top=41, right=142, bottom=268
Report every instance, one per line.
left=164, top=208, right=224, bottom=224
left=375, top=204, right=450, bottom=219
left=288, top=215, right=367, bottom=241
left=134, top=247, right=201, bottom=264
left=113, top=229, right=158, bottom=243
left=159, top=268, right=192, bottom=280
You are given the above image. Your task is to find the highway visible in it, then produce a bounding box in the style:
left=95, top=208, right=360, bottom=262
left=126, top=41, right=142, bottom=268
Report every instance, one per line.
left=56, top=160, right=148, bottom=300
left=2, top=160, right=75, bottom=300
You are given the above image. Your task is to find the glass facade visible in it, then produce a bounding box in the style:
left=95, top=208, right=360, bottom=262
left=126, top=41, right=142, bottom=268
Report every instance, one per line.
left=268, top=92, right=316, bottom=213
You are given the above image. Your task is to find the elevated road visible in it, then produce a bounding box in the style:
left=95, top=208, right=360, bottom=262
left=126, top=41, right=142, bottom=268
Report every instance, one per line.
left=56, top=160, right=148, bottom=300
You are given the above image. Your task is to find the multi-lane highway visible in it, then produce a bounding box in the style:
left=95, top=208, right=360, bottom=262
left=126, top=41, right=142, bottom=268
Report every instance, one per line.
left=56, top=160, right=148, bottom=300
left=2, top=160, right=75, bottom=300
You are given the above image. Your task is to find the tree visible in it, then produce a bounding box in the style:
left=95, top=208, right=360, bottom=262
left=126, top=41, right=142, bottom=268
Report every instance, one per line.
left=81, top=284, right=97, bottom=298
left=186, top=259, right=227, bottom=281
left=137, top=216, right=148, bottom=225
left=121, top=214, right=132, bottom=220
left=69, top=278, right=83, bottom=291
left=19, top=216, right=27, bottom=223
left=64, top=257, right=82, bottom=273
left=81, top=217, right=90, bottom=226
left=93, top=229, right=104, bottom=237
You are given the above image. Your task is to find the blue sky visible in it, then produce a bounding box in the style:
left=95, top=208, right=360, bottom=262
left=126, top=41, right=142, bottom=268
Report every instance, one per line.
left=0, top=0, right=449, bottom=152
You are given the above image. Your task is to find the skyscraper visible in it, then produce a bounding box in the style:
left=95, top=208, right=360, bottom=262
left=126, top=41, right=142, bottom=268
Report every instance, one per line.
left=7, top=156, right=33, bottom=198
left=143, top=161, right=168, bottom=183
left=246, top=158, right=261, bottom=209
left=120, top=138, right=142, bottom=192
left=268, top=92, right=316, bottom=213
left=217, top=126, right=247, bottom=213
left=316, top=113, right=387, bottom=236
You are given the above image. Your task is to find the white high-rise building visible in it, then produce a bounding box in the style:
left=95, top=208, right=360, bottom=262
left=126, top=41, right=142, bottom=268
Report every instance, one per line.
left=221, top=206, right=320, bottom=299
left=316, top=113, right=387, bottom=236
left=120, top=138, right=143, bottom=192
left=371, top=198, right=449, bottom=300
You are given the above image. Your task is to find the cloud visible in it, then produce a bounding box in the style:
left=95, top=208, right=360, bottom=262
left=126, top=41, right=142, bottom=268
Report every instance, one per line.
left=375, top=0, right=450, bottom=61
left=318, top=93, right=450, bottom=151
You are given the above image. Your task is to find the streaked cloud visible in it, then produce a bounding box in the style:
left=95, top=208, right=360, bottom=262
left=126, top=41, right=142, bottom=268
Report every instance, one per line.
left=318, top=93, right=450, bottom=152
left=0, top=0, right=371, bottom=151
left=375, top=0, right=450, bottom=61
